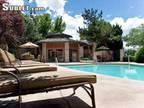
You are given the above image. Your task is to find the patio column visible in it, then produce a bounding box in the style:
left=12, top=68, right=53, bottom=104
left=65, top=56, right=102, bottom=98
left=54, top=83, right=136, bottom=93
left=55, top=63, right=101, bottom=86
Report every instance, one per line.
left=92, top=42, right=97, bottom=62
left=65, top=42, right=69, bottom=62
left=79, top=45, right=84, bottom=61
left=42, top=43, right=47, bottom=62
left=120, top=48, right=124, bottom=62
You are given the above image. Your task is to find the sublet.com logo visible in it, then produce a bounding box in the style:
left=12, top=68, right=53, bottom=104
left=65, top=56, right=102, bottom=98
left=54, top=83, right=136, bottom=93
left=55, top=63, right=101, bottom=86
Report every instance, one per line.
left=2, top=2, right=45, bottom=11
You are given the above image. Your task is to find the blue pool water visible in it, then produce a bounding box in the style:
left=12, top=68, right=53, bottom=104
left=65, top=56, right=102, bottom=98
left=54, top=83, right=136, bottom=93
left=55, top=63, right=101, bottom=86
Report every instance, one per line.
left=63, top=64, right=144, bottom=81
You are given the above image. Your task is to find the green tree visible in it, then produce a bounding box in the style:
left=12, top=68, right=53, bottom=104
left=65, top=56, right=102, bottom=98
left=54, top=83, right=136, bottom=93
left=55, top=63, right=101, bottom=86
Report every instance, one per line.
left=78, top=8, right=123, bottom=61
left=108, top=24, right=123, bottom=50
left=51, top=16, right=66, bottom=33
left=124, top=24, right=144, bottom=47
left=78, top=9, right=102, bottom=43
left=38, top=14, right=52, bottom=37
left=78, top=8, right=113, bottom=46
left=23, top=15, right=42, bottom=42
left=23, top=14, right=66, bottom=42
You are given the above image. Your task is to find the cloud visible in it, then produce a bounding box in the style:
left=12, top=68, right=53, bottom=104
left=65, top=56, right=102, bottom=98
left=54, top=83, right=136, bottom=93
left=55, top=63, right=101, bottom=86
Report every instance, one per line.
left=110, top=17, right=144, bottom=36
left=29, top=0, right=67, bottom=15
left=63, top=14, right=84, bottom=40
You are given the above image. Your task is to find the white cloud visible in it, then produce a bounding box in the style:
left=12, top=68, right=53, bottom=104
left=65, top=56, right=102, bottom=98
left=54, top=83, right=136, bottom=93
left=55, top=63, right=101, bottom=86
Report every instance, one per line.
left=7, top=0, right=24, bottom=5
left=63, top=14, right=84, bottom=40
left=111, top=17, right=144, bottom=36
left=29, top=0, right=67, bottom=15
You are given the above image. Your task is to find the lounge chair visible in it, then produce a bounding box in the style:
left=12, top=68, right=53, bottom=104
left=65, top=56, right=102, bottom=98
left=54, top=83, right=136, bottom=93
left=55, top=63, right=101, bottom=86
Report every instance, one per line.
left=0, top=48, right=49, bottom=67
left=0, top=48, right=57, bottom=73
left=0, top=68, right=96, bottom=108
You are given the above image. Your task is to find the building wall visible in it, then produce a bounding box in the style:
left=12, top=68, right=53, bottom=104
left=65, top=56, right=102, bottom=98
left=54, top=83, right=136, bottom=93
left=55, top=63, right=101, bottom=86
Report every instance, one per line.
left=46, top=43, right=65, bottom=62
left=46, top=43, right=65, bottom=49
left=42, top=42, right=90, bottom=62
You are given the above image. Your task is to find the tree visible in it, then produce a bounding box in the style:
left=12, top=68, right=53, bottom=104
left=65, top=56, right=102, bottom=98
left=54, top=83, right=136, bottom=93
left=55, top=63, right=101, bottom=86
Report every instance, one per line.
left=51, top=16, right=66, bottom=33
left=124, top=24, right=144, bottom=47
left=23, top=15, right=42, bottom=42
left=78, top=9, right=102, bottom=43
left=0, top=0, right=24, bottom=50
left=38, top=14, right=52, bottom=37
left=108, top=24, right=123, bottom=50
left=78, top=8, right=113, bottom=46
left=23, top=14, right=66, bottom=42
left=78, top=8, right=123, bottom=61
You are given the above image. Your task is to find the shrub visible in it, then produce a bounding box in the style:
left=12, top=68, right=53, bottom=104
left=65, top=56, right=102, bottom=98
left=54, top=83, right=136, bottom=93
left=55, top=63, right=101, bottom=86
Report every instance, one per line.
left=123, top=56, right=135, bottom=62
left=135, top=47, right=144, bottom=63
left=80, top=57, right=92, bottom=60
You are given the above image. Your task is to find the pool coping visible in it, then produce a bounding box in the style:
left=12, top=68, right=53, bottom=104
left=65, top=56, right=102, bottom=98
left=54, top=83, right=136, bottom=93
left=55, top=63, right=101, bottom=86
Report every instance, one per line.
left=59, top=62, right=144, bottom=67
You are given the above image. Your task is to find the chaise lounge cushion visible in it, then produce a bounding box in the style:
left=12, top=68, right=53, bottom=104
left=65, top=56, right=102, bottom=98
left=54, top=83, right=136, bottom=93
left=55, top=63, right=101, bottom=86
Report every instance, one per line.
left=1, top=66, right=57, bottom=74
left=0, top=71, right=96, bottom=94
left=0, top=48, right=16, bottom=66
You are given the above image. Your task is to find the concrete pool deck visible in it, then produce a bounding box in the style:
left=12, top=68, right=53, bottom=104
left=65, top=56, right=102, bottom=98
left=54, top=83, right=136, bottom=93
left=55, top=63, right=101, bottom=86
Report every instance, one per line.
left=1, top=63, right=144, bottom=108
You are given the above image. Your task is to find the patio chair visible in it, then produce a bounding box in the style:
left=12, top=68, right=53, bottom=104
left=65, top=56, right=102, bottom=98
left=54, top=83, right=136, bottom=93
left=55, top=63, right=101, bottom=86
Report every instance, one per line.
left=0, top=48, right=57, bottom=73
left=0, top=68, right=96, bottom=108
left=0, top=48, right=49, bottom=67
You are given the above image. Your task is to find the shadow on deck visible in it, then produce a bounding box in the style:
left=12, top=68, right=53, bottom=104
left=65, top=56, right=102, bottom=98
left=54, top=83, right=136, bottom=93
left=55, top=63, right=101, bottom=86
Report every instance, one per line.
left=0, top=96, right=91, bottom=108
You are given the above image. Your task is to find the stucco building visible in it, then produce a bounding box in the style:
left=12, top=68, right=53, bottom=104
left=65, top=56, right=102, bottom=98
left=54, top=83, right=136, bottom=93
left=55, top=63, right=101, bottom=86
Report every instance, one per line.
left=38, top=33, right=92, bottom=62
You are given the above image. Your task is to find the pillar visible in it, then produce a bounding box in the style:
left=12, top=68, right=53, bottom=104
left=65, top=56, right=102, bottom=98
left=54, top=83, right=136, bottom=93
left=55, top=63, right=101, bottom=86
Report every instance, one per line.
left=79, top=45, right=84, bottom=61
left=120, top=48, right=124, bottom=62
left=42, top=43, right=47, bottom=62
left=65, top=42, right=69, bottom=62
left=92, top=42, right=97, bottom=62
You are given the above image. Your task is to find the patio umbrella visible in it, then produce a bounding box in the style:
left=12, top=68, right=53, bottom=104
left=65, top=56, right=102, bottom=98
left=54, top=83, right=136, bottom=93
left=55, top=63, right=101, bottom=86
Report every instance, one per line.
left=97, top=46, right=109, bottom=62
left=97, top=46, right=109, bottom=50
left=19, top=42, right=39, bottom=57
left=19, top=42, right=39, bottom=48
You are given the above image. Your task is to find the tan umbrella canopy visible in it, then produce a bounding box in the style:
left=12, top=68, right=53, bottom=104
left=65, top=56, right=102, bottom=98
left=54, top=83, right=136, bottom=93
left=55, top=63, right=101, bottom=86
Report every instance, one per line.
left=97, top=46, right=109, bottom=50
left=19, top=42, right=39, bottom=48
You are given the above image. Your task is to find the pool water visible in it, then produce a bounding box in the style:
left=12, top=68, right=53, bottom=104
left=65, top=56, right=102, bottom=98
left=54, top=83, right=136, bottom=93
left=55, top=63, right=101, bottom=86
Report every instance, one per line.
left=63, top=64, right=144, bottom=81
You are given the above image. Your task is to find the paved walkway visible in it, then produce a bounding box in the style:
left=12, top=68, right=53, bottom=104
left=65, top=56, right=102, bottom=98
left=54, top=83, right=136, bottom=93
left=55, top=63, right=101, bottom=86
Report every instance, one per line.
left=1, top=65, right=144, bottom=108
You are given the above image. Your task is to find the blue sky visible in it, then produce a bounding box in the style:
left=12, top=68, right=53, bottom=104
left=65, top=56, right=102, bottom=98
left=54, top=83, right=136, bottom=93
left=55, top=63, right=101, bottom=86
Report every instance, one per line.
left=65, top=0, right=144, bottom=20
left=7, top=0, right=144, bottom=40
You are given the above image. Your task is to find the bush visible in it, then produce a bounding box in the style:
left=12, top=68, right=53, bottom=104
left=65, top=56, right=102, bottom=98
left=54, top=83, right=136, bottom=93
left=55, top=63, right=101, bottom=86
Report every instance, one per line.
left=123, top=56, right=135, bottom=62
left=21, top=52, right=34, bottom=60
left=135, top=47, right=144, bottom=63
left=80, top=57, right=92, bottom=60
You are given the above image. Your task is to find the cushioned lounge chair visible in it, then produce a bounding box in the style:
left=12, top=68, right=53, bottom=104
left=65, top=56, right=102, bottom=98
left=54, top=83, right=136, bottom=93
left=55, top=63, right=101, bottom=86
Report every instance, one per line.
left=0, top=69, right=96, bottom=108
left=0, top=48, right=49, bottom=67
left=0, top=48, right=57, bottom=73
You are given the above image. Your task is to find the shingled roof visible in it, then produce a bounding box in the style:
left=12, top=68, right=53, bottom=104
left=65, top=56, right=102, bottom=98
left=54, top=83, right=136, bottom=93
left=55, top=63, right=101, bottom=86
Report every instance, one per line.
left=38, top=33, right=92, bottom=46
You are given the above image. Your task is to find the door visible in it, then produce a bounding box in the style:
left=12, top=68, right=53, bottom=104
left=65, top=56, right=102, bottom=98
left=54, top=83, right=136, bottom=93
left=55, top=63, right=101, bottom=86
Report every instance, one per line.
left=48, top=49, right=56, bottom=62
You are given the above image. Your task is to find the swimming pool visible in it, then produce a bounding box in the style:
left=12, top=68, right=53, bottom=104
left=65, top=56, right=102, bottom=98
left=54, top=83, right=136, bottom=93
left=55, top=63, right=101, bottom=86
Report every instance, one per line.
left=63, top=64, right=144, bottom=81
